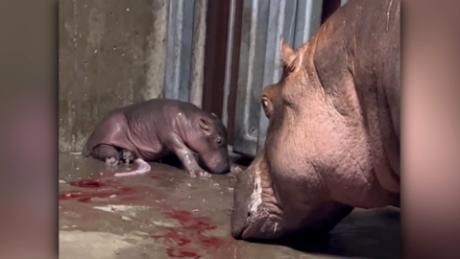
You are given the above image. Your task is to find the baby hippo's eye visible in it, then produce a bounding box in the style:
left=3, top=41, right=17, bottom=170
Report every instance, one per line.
left=216, top=136, right=223, bottom=145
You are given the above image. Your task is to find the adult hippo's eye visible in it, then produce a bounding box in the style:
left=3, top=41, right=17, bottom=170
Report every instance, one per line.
left=261, top=99, right=269, bottom=109
left=216, top=136, right=223, bottom=145
left=261, top=96, right=272, bottom=118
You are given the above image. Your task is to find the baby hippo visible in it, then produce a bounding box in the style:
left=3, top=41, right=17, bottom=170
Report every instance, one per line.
left=82, top=99, right=230, bottom=177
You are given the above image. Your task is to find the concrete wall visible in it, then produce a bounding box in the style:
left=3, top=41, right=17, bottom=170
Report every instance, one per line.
left=59, top=0, right=168, bottom=152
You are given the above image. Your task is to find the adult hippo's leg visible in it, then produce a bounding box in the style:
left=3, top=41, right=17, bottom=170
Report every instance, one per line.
left=91, top=144, right=121, bottom=166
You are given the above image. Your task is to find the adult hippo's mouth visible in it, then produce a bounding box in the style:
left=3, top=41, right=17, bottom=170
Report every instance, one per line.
left=231, top=150, right=354, bottom=241
left=231, top=150, right=286, bottom=240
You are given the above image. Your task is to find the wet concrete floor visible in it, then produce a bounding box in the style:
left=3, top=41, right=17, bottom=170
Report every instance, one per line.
left=59, top=152, right=400, bottom=259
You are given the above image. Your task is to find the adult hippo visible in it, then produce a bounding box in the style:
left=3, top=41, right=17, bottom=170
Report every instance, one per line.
left=232, top=0, right=400, bottom=240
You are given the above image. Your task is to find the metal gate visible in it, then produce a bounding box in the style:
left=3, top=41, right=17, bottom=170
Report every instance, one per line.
left=233, top=0, right=322, bottom=156
left=163, top=0, right=347, bottom=157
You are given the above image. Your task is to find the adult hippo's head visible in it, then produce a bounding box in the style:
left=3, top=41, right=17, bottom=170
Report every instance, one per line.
left=232, top=0, right=400, bottom=240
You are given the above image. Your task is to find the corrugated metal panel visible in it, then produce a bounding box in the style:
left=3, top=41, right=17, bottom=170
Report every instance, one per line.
left=222, top=0, right=237, bottom=127
left=161, top=0, right=326, bottom=157
left=164, top=0, right=209, bottom=108
left=233, top=0, right=323, bottom=156
left=163, top=0, right=209, bottom=107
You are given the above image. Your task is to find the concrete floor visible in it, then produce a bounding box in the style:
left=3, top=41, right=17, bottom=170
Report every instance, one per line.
left=59, top=153, right=400, bottom=259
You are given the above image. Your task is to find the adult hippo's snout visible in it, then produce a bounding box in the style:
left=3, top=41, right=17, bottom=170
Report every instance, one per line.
left=231, top=150, right=286, bottom=240
left=231, top=149, right=353, bottom=241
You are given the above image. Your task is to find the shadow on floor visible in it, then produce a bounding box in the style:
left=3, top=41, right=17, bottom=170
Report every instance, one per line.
left=252, top=207, right=400, bottom=259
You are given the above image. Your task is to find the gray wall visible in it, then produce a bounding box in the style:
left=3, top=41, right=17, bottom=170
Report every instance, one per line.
left=59, top=0, right=168, bottom=152
left=59, top=0, right=208, bottom=153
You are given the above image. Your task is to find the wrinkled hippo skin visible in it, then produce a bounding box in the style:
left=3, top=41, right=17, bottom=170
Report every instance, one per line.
left=83, top=99, right=230, bottom=177
left=232, top=0, right=400, bottom=240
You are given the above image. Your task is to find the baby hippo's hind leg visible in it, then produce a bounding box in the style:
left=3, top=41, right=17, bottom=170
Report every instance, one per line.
left=92, top=144, right=122, bottom=166
left=121, top=150, right=135, bottom=164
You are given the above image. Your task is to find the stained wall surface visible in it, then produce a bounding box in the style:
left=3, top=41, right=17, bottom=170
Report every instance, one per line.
left=59, top=0, right=168, bottom=152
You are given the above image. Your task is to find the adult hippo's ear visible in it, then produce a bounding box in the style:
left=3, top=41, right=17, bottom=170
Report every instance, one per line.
left=280, top=38, right=304, bottom=73
left=280, top=38, right=295, bottom=64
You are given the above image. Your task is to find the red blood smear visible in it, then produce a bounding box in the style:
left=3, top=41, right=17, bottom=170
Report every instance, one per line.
left=153, top=210, right=228, bottom=258
left=152, top=229, right=191, bottom=246
left=69, top=179, right=110, bottom=188
left=164, top=211, right=215, bottom=231
left=60, top=178, right=137, bottom=203
left=165, top=210, right=193, bottom=223
left=199, top=236, right=224, bottom=248
left=59, top=187, right=135, bottom=203
left=166, top=247, right=200, bottom=259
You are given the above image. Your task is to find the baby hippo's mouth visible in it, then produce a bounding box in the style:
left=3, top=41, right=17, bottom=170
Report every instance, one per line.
left=207, top=161, right=230, bottom=174
left=201, top=151, right=230, bottom=174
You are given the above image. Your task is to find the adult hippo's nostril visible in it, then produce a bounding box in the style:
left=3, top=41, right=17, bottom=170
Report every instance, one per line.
left=230, top=155, right=286, bottom=240
left=231, top=168, right=255, bottom=239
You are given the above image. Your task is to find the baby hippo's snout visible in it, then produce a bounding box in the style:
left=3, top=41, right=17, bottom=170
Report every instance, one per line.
left=211, top=160, right=230, bottom=174
left=202, top=150, right=230, bottom=174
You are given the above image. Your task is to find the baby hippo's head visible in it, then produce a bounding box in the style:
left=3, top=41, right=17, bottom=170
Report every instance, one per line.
left=189, top=112, right=230, bottom=174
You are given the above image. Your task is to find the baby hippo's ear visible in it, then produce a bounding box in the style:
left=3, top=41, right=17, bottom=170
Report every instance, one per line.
left=199, top=117, right=212, bottom=134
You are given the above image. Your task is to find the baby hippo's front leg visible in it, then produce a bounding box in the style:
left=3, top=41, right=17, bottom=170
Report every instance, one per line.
left=170, top=136, right=210, bottom=178
left=177, top=150, right=210, bottom=178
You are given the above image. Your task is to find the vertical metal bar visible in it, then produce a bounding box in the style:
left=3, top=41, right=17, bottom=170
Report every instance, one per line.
left=234, top=0, right=270, bottom=156
left=222, top=0, right=236, bottom=127
left=258, top=0, right=321, bottom=149
left=233, top=0, right=323, bottom=156
left=190, top=0, right=207, bottom=108
left=164, top=0, right=181, bottom=99
left=164, top=0, right=195, bottom=101
left=257, top=0, right=293, bottom=148
left=180, top=0, right=194, bottom=101
left=294, top=0, right=323, bottom=48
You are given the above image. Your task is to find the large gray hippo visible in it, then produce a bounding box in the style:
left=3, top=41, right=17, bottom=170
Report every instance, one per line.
left=232, top=0, right=400, bottom=240
left=83, top=99, right=230, bottom=177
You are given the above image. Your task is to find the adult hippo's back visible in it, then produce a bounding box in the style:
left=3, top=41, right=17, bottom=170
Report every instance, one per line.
left=232, top=0, right=400, bottom=240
